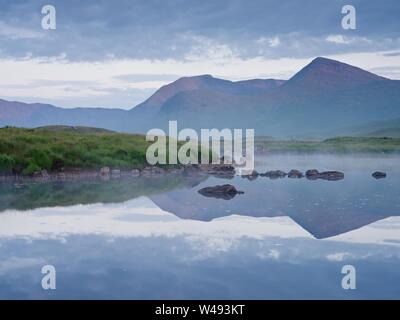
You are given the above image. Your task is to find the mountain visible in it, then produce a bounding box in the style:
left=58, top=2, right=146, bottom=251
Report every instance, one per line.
left=128, top=57, right=400, bottom=136
left=1, top=57, right=400, bottom=137
left=0, top=99, right=128, bottom=131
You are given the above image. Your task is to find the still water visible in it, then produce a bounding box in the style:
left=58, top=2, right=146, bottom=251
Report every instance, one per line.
left=0, top=154, right=399, bottom=299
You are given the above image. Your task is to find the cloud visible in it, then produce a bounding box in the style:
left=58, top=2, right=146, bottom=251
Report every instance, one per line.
left=256, top=36, right=280, bottom=47
left=114, top=74, right=181, bottom=83
left=0, top=22, right=44, bottom=40
left=325, top=34, right=373, bottom=45
left=326, top=35, right=351, bottom=44
left=383, top=51, right=400, bottom=57
left=0, top=0, right=399, bottom=61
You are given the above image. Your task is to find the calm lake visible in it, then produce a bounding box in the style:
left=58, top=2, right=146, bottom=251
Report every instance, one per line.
left=0, top=154, right=399, bottom=299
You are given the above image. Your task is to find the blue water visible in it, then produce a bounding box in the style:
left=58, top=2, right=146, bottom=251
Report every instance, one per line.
left=0, top=154, right=399, bottom=299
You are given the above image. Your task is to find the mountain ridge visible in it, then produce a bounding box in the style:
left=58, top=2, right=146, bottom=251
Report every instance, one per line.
left=1, top=57, right=400, bottom=137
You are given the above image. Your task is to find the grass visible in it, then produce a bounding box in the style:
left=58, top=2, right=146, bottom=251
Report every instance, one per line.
left=0, top=126, right=197, bottom=175
left=255, top=136, right=400, bottom=154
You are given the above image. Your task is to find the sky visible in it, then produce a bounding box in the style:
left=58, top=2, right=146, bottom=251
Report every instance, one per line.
left=0, top=0, right=399, bottom=109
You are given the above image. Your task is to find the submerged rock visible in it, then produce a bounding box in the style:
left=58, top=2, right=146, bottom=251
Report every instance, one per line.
left=372, top=171, right=387, bottom=179
left=198, top=184, right=244, bottom=200
left=288, top=169, right=304, bottom=178
left=261, top=170, right=287, bottom=179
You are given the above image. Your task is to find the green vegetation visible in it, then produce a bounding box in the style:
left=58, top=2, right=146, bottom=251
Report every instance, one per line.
left=0, top=126, right=174, bottom=175
left=0, top=126, right=212, bottom=175
left=255, top=136, right=400, bottom=154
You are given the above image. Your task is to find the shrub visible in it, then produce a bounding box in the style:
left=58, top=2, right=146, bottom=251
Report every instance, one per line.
left=23, top=162, right=41, bottom=175
left=28, top=149, right=52, bottom=170
left=0, top=154, right=15, bottom=173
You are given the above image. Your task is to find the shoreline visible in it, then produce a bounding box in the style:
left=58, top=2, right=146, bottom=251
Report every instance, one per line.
left=0, top=163, right=236, bottom=184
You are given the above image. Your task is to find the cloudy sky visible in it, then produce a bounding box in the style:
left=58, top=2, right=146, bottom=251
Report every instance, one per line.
left=0, top=0, right=399, bottom=109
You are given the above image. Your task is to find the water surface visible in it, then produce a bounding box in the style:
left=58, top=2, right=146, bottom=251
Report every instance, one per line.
left=0, top=154, right=399, bottom=299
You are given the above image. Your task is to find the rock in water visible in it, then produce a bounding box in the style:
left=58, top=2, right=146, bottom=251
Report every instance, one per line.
left=306, top=169, right=344, bottom=181
left=261, top=170, right=287, bottom=179
left=198, top=184, right=244, bottom=200
left=372, top=171, right=387, bottom=179
left=305, top=169, right=320, bottom=180
left=204, top=164, right=235, bottom=179
left=288, top=169, right=304, bottom=178
left=318, top=171, right=344, bottom=181
left=241, top=170, right=259, bottom=181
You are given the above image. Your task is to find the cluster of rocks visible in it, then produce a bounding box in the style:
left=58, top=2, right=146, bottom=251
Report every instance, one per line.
left=99, top=165, right=188, bottom=179
left=240, top=169, right=389, bottom=181
left=240, top=169, right=345, bottom=181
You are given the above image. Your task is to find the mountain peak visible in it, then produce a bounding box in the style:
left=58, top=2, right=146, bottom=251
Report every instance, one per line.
left=286, top=57, right=388, bottom=90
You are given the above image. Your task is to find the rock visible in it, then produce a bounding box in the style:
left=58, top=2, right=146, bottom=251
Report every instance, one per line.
left=33, top=170, right=50, bottom=181
left=142, top=166, right=166, bottom=176
left=100, top=167, right=110, bottom=175
left=241, top=170, right=259, bottom=181
left=372, top=171, right=387, bottom=179
left=261, top=170, right=287, bottom=179
left=204, top=164, right=235, bottom=179
left=288, top=169, right=304, bottom=178
left=306, top=169, right=344, bottom=181
left=131, top=169, right=141, bottom=177
left=318, top=171, right=344, bottom=181
left=198, top=184, right=244, bottom=200
left=305, top=169, right=319, bottom=179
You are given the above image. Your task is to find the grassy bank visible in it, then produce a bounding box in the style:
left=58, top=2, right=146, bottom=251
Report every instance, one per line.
left=0, top=126, right=173, bottom=175
left=255, top=136, right=400, bottom=154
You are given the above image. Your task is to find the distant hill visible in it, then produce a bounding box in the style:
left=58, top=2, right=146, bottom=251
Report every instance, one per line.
left=365, top=128, right=400, bottom=138
left=35, top=125, right=115, bottom=134
left=1, top=57, right=400, bottom=137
